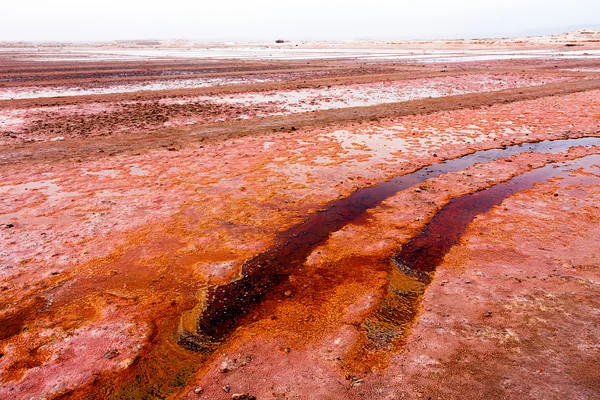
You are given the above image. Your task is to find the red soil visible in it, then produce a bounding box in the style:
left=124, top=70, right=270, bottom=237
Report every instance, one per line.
left=0, top=51, right=599, bottom=400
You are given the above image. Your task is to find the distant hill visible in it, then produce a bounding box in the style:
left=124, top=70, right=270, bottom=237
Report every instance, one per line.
left=516, top=24, right=600, bottom=37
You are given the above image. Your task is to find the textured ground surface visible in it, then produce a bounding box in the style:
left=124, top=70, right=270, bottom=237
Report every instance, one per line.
left=1, top=43, right=599, bottom=399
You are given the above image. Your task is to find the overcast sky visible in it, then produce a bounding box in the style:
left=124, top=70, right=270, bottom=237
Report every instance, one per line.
left=2, top=0, right=599, bottom=42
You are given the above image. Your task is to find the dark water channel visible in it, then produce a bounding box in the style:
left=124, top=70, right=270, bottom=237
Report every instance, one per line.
left=179, top=136, right=600, bottom=351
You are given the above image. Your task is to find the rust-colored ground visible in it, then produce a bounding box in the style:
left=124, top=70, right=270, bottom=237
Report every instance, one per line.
left=1, top=44, right=599, bottom=400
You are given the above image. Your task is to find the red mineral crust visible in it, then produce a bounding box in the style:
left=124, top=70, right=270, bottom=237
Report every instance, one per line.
left=1, top=42, right=599, bottom=399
